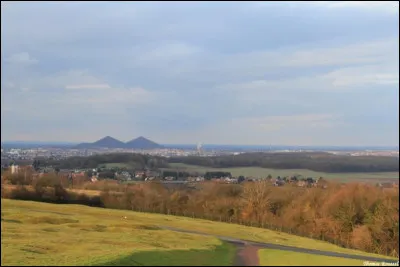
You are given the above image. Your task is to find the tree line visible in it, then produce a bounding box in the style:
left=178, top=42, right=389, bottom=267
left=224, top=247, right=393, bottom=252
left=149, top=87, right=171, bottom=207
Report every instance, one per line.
left=162, top=171, right=232, bottom=179
left=41, top=153, right=169, bottom=170
left=168, top=152, right=399, bottom=173
left=2, top=172, right=398, bottom=257
left=27, top=152, right=399, bottom=174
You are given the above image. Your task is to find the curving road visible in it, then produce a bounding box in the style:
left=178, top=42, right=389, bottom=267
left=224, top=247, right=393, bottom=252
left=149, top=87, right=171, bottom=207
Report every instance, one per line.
left=159, top=226, right=399, bottom=266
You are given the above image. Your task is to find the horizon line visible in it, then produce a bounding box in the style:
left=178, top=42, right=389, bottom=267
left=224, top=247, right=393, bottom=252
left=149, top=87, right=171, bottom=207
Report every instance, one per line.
left=1, top=140, right=399, bottom=149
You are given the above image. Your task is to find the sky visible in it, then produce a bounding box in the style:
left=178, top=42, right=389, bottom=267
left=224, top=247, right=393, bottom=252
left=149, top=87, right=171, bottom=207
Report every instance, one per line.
left=1, top=1, right=399, bottom=146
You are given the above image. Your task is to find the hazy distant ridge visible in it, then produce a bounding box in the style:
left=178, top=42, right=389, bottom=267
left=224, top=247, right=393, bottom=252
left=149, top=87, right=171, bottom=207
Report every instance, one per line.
left=74, top=136, right=163, bottom=149
left=125, top=136, right=163, bottom=149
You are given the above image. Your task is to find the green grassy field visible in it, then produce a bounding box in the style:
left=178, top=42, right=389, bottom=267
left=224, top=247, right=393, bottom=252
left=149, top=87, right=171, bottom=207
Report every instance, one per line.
left=98, top=163, right=135, bottom=169
left=1, top=199, right=235, bottom=266
left=165, top=163, right=399, bottom=181
left=258, top=249, right=366, bottom=266
left=1, top=199, right=396, bottom=267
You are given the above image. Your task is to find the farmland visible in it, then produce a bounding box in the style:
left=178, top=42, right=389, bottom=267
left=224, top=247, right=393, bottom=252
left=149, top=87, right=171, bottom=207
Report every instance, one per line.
left=46, top=151, right=399, bottom=177
left=165, top=163, right=399, bottom=181
left=98, top=162, right=134, bottom=169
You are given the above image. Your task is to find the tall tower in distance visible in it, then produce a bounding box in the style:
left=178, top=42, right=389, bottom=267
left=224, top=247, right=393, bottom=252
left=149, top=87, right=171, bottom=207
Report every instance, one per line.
left=197, top=142, right=203, bottom=156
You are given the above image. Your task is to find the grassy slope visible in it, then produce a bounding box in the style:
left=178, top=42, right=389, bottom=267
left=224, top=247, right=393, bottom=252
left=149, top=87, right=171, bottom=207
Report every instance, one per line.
left=166, top=163, right=399, bottom=180
left=1, top=199, right=235, bottom=266
left=1, top=199, right=397, bottom=264
left=96, top=243, right=234, bottom=266
left=258, top=249, right=366, bottom=266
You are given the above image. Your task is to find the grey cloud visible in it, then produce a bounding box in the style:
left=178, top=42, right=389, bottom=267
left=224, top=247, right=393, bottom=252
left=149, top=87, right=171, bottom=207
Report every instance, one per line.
left=1, top=2, right=398, bottom=145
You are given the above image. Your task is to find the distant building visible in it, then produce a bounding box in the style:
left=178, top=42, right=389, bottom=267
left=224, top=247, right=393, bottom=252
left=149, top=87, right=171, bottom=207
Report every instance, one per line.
left=273, top=180, right=285, bottom=186
left=164, top=176, right=175, bottom=181
left=229, top=178, right=238, bottom=184
left=297, top=180, right=306, bottom=187
left=72, top=171, right=85, bottom=177
left=135, top=171, right=145, bottom=178
left=11, top=164, right=19, bottom=174
left=195, top=177, right=204, bottom=182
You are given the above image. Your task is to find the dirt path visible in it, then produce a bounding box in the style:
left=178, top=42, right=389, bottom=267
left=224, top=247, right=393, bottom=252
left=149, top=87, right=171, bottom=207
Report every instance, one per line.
left=159, top=226, right=398, bottom=264
left=233, top=242, right=261, bottom=266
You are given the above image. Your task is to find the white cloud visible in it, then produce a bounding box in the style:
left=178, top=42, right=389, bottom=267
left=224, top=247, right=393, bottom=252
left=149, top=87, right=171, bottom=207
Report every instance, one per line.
left=232, top=114, right=340, bottom=131
left=5, top=69, right=111, bottom=93
left=2, top=68, right=156, bottom=117
left=244, top=38, right=395, bottom=69
left=6, top=52, right=38, bottom=65
left=315, top=1, right=399, bottom=12
left=219, top=59, right=398, bottom=97
left=281, top=39, right=397, bottom=68
left=290, top=1, right=399, bottom=13
left=66, top=86, right=155, bottom=105
left=4, top=82, right=16, bottom=89
left=45, top=86, right=156, bottom=116
left=65, top=84, right=111, bottom=90
left=1, top=2, right=398, bottom=145
left=177, top=113, right=344, bottom=146
left=139, top=42, right=201, bottom=61
left=131, top=42, right=203, bottom=71
left=47, top=70, right=108, bottom=89
left=324, top=68, right=399, bottom=87
left=176, top=38, right=398, bottom=86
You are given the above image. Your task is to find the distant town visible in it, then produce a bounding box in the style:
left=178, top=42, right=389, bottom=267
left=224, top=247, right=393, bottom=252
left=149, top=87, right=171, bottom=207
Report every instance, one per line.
left=1, top=146, right=399, bottom=164
left=2, top=136, right=399, bottom=162
left=1, top=136, right=399, bottom=190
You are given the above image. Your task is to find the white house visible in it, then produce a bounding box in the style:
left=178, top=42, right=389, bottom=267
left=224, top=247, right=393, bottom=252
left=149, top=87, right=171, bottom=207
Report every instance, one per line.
left=11, top=164, right=19, bottom=174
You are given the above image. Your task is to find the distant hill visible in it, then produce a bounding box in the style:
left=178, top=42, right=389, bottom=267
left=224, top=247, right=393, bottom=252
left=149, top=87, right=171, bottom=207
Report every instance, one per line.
left=74, top=136, right=163, bottom=149
left=74, top=136, right=126, bottom=149
left=125, top=136, right=163, bottom=149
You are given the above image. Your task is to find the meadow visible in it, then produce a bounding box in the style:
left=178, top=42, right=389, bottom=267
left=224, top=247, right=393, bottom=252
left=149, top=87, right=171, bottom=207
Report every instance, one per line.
left=99, top=162, right=135, bottom=169
left=1, top=199, right=396, bottom=266
left=1, top=199, right=235, bottom=266
left=2, top=171, right=399, bottom=258
left=165, top=163, right=400, bottom=181
left=258, top=249, right=366, bottom=266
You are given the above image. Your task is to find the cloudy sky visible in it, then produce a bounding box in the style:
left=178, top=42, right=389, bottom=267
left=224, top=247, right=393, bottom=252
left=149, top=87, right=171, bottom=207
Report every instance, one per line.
left=1, top=1, right=399, bottom=146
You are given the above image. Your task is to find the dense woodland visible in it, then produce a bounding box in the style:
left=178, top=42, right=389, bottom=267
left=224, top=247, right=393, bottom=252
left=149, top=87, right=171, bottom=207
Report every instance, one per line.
left=21, top=152, right=400, bottom=173
left=2, top=172, right=399, bottom=257
left=169, top=152, right=400, bottom=172
left=36, top=153, right=169, bottom=170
